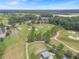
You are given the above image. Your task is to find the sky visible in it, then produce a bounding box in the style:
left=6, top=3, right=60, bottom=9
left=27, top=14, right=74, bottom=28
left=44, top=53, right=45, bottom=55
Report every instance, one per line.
left=0, top=0, right=79, bottom=10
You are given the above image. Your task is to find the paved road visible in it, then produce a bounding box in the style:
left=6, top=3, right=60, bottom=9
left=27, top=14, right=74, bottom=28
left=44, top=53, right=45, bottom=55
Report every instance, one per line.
left=25, top=31, right=79, bottom=59
left=26, top=42, right=29, bottom=59
left=53, top=31, right=79, bottom=53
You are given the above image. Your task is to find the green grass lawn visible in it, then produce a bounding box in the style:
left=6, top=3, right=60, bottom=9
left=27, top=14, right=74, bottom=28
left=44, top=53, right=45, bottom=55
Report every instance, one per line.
left=0, top=16, right=9, bottom=25
left=28, top=24, right=55, bottom=59
left=59, top=30, right=79, bottom=52
left=3, top=24, right=29, bottom=47
left=29, top=41, right=57, bottom=59
left=2, top=24, right=31, bottom=59
left=1, top=24, right=54, bottom=59
left=3, top=23, right=79, bottom=59
left=0, top=23, right=56, bottom=59
left=29, top=41, right=48, bottom=59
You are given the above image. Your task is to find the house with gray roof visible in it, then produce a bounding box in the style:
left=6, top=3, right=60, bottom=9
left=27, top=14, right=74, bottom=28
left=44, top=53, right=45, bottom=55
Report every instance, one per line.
left=40, top=51, right=55, bottom=59
left=0, top=27, right=7, bottom=39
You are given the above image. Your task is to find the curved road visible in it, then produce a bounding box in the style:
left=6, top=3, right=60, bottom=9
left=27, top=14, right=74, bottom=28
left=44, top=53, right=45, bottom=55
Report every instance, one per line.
left=26, top=31, right=79, bottom=59
left=53, top=31, right=79, bottom=53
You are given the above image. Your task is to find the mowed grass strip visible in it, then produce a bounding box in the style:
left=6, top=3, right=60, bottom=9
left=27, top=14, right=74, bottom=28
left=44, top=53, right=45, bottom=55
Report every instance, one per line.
left=28, top=24, right=55, bottom=59
left=3, top=24, right=30, bottom=59
left=3, top=24, right=54, bottom=59
left=29, top=41, right=47, bottom=59
left=59, top=30, right=79, bottom=51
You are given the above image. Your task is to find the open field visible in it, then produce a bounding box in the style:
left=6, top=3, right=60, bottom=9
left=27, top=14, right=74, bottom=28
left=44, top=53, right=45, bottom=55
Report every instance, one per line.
left=1, top=24, right=54, bottom=59
left=59, top=30, right=79, bottom=53
left=54, top=14, right=79, bottom=17
left=2, top=24, right=30, bottom=59
left=28, top=24, right=55, bottom=59
left=29, top=41, right=47, bottom=59
left=0, top=20, right=79, bottom=59
left=0, top=10, right=79, bottom=59
left=55, top=14, right=79, bottom=17
left=28, top=24, right=79, bottom=59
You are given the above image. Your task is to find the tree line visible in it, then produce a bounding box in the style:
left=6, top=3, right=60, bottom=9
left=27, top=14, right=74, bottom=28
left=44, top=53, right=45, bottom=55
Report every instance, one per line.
left=50, top=16, right=79, bottom=31
left=27, top=25, right=58, bottom=43
left=8, top=14, right=79, bottom=31
left=48, top=43, right=79, bottom=59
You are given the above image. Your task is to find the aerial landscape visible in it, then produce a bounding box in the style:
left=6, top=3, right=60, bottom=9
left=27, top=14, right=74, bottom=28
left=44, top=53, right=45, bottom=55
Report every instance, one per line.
left=0, top=0, right=79, bottom=59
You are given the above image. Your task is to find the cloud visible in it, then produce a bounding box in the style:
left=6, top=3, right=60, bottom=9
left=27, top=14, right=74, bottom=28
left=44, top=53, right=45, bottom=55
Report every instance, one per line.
left=7, top=1, right=19, bottom=5
left=22, top=0, right=28, bottom=2
left=7, top=0, right=28, bottom=5
left=0, top=0, right=79, bottom=9
left=36, top=0, right=79, bottom=9
left=33, top=0, right=41, bottom=1
left=3, top=0, right=28, bottom=6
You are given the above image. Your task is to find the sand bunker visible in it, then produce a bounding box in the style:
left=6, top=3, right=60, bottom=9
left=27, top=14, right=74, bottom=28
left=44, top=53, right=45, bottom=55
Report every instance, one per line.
left=68, top=35, right=79, bottom=40
left=35, top=28, right=38, bottom=31
left=68, top=31, right=76, bottom=34
left=18, top=27, right=22, bottom=30
left=28, top=28, right=31, bottom=30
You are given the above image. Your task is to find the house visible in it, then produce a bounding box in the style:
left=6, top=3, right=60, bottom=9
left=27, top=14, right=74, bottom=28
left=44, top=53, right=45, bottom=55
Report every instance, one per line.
left=0, top=27, right=7, bottom=39
left=41, top=17, right=49, bottom=23
left=40, top=51, right=55, bottom=59
left=61, top=55, right=69, bottom=59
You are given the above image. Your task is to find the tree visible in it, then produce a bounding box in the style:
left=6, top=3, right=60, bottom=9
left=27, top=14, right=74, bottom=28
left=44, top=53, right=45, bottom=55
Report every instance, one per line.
left=5, top=26, right=11, bottom=37
left=27, top=26, right=36, bottom=42
left=55, top=44, right=64, bottom=58
left=35, top=31, right=42, bottom=41
left=76, top=53, right=79, bottom=59
left=65, top=50, right=73, bottom=59
left=0, top=23, right=5, bottom=33
left=50, top=26, right=60, bottom=35
left=43, top=30, right=51, bottom=43
left=48, top=44, right=56, bottom=53
left=51, top=16, right=79, bottom=31
left=56, top=44, right=64, bottom=51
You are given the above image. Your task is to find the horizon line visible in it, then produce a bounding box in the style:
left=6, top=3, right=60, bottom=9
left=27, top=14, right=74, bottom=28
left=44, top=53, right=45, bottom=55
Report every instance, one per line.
left=0, top=9, right=79, bottom=10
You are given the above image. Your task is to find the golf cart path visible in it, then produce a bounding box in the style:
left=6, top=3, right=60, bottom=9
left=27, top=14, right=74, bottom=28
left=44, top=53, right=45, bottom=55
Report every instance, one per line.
left=26, top=42, right=29, bottom=59
left=53, top=31, right=79, bottom=53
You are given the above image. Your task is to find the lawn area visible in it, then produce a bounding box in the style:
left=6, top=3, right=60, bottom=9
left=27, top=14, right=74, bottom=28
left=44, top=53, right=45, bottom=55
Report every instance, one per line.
left=2, top=24, right=54, bottom=59
left=0, top=16, right=9, bottom=25
left=33, top=24, right=55, bottom=34
left=29, top=41, right=47, bottom=59
left=1, top=24, right=55, bottom=59
left=28, top=24, right=55, bottom=59
left=59, top=30, right=79, bottom=52
left=2, top=24, right=30, bottom=59
left=29, top=41, right=57, bottom=59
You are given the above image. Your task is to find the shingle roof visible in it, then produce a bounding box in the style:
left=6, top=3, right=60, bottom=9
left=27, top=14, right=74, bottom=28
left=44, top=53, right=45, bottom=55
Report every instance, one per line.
left=41, top=51, right=54, bottom=58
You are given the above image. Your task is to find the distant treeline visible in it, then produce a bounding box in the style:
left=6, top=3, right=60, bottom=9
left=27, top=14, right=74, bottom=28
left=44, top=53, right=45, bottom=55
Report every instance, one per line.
left=1, top=10, right=79, bottom=14
left=7, top=13, right=79, bottom=31
left=50, top=16, right=79, bottom=31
